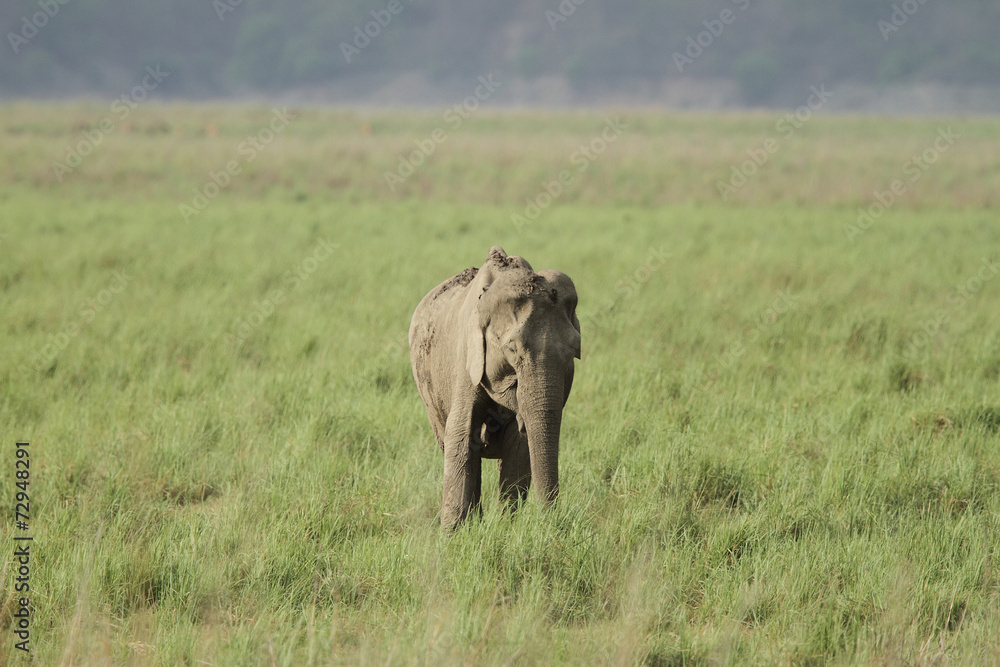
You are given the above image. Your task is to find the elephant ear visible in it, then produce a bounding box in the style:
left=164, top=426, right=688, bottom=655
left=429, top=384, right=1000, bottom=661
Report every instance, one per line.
left=463, top=257, right=499, bottom=386
left=571, top=308, right=581, bottom=359
left=465, top=307, right=487, bottom=386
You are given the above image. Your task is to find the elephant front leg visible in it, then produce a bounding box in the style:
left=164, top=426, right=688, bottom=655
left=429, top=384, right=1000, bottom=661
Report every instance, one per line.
left=442, top=410, right=482, bottom=529
left=443, top=445, right=481, bottom=529
left=498, top=426, right=531, bottom=510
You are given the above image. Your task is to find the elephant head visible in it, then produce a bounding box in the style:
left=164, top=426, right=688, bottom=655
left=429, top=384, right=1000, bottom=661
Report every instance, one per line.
left=460, top=247, right=581, bottom=506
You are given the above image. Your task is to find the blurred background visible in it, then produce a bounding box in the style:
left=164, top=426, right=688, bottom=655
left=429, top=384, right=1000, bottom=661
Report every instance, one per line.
left=2, top=0, right=999, bottom=113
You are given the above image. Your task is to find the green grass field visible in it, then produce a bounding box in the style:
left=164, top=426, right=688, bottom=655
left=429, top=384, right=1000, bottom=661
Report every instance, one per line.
left=1, top=103, right=999, bottom=665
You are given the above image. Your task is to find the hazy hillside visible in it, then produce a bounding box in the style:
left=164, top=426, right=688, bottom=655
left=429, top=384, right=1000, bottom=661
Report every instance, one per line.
left=2, top=0, right=999, bottom=108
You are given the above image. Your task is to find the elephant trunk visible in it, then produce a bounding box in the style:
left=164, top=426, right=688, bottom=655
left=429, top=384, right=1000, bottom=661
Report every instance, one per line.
left=517, top=371, right=565, bottom=506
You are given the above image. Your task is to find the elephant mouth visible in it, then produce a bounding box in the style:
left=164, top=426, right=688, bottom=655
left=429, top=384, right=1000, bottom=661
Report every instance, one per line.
left=484, top=411, right=506, bottom=435
left=473, top=404, right=517, bottom=457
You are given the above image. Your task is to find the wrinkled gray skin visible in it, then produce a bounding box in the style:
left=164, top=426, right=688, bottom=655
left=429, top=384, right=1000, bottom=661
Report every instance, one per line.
left=409, top=246, right=581, bottom=529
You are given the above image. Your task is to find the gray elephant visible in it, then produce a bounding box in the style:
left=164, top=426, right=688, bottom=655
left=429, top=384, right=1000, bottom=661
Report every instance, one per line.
left=409, top=246, right=581, bottom=529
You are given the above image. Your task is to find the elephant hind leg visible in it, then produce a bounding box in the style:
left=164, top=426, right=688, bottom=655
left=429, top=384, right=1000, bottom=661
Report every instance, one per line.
left=498, top=427, right=531, bottom=509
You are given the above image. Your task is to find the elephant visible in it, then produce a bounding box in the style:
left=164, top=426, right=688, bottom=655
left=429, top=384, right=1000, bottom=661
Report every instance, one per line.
left=409, top=246, right=581, bottom=529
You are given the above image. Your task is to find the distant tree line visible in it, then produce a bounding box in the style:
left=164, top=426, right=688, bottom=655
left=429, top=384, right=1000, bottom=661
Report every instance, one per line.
left=1, top=0, right=998, bottom=101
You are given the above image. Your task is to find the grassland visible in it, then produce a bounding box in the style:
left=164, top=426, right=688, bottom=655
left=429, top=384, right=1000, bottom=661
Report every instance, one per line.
left=1, top=102, right=999, bottom=665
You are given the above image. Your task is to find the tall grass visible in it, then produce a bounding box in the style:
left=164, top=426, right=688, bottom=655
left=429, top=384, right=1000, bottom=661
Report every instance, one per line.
left=0, top=105, right=998, bottom=664
left=2, top=103, right=999, bottom=208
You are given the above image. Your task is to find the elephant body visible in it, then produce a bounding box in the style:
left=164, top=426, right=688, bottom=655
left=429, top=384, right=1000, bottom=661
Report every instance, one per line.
left=409, top=246, right=581, bottom=529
